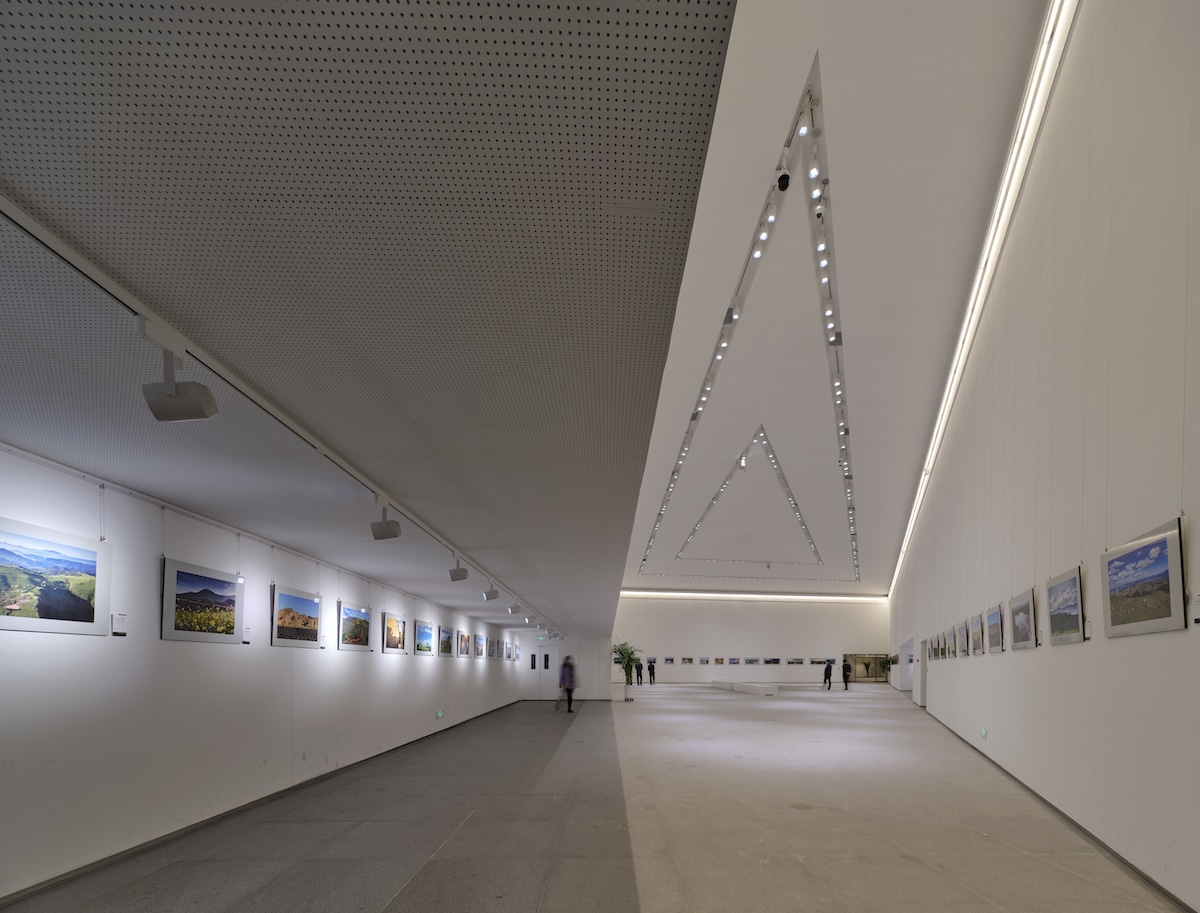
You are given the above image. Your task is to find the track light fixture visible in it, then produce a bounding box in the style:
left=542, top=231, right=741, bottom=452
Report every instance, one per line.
left=370, top=504, right=401, bottom=540
left=808, top=147, right=820, bottom=180
left=483, top=583, right=499, bottom=601
left=448, top=558, right=468, bottom=582
left=137, top=316, right=218, bottom=422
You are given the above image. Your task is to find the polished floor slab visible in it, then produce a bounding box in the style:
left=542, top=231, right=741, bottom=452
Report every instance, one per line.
left=2, top=685, right=1185, bottom=913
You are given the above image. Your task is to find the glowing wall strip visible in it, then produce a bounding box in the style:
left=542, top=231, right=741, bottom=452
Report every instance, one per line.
left=887, top=0, right=1080, bottom=597
left=621, top=589, right=888, bottom=605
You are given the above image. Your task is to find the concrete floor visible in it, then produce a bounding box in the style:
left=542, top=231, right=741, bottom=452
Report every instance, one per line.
left=3, top=684, right=1185, bottom=913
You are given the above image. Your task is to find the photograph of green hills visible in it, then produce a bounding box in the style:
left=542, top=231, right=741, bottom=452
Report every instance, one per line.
left=1107, top=538, right=1172, bottom=626
left=0, top=528, right=96, bottom=623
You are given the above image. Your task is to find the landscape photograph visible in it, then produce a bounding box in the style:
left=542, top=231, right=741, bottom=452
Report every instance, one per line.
left=438, top=626, right=453, bottom=656
left=173, top=569, right=237, bottom=635
left=971, top=614, right=984, bottom=654
left=1010, top=592, right=1035, bottom=649
left=987, top=607, right=1004, bottom=652
left=1107, top=538, right=1172, bottom=626
left=339, top=603, right=370, bottom=648
left=274, top=589, right=320, bottom=644
left=0, top=526, right=97, bottom=624
left=383, top=613, right=405, bottom=652
left=415, top=620, right=433, bottom=653
left=474, top=633, right=485, bottom=657
left=458, top=630, right=471, bottom=656
left=1048, top=569, right=1083, bottom=642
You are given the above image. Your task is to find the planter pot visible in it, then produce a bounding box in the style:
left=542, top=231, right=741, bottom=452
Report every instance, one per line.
left=624, top=684, right=634, bottom=702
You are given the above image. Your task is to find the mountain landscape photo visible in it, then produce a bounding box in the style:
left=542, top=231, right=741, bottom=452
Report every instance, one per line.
left=0, top=529, right=97, bottom=623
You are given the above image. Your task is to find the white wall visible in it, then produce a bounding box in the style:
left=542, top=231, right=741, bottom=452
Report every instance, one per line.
left=0, top=451, right=523, bottom=900
left=890, top=2, right=1200, bottom=907
left=611, top=596, right=889, bottom=683
left=514, top=633, right=610, bottom=701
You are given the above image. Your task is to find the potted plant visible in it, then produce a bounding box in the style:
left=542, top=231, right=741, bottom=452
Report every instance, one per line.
left=612, top=641, right=640, bottom=702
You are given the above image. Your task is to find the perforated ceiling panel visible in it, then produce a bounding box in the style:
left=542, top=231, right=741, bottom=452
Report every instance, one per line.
left=0, top=1, right=735, bottom=635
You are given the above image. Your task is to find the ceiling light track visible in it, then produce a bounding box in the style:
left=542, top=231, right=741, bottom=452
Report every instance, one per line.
left=639, top=59, right=861, bottom=584
left=0, top=199, right=558, bottom=633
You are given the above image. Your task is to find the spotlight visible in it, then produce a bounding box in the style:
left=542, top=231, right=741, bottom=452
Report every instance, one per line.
left=816, top=231, right=827, bottom=252
left=775, top=148, right=791, bottom=192
left=796, top=109, right=810, bottom=137
left=808, top=147, right=820, bottom=179
left=810, top=183, right=822, bottom=200
left=483, top=585, right=499, bottom=601
left=370, top=505, right=401, bottom=540
left=140, top=352, right=217, bottom=422
left=507, top=605, right=515, bottom=615
left=448, top=559, right=468, bottom=582
left=765, top=202, right=777, bottom=224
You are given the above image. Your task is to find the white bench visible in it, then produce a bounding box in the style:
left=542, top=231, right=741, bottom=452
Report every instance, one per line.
left=733, top=682, right=777, bottom=696
left=711, top=680, right=735, bottom=690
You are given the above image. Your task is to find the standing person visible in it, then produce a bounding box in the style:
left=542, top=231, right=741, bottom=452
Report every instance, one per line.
left=841, top=659, right=851, bottom=690
left=823, top=660, right=833, bottom=690
left=635, top=659, right=644, bottom=685
left=647, top=658, right=656, bottom=684
left=559, top=655, right=577, bottom=712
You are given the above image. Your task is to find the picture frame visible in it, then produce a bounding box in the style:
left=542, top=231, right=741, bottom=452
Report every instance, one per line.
left=458, top=629, right=471, bottom=657
left=161, top=557, right=242, bottom=644
left=487, top=637, right=496, bottom=659
left=1102, top=519, right=1186, bottom=639
left=0, top=516, right=111, bottom=637
left=957, top=620, right=969, bottom=657
left=1047, top=565, right=1085, bottom=644
left=744, top=657, right=760, bottom=665
left=787, top=658, right=805, bottom=665
left=699, top=656, right=711, bottom=664
left=438, top=625, right=454, bottom=657
left=1008, top=589, right=1036, bottom=650
left=505, top=641, right=512, bottom=660
left=970, top=614, right=984, bottom=654
left=986, top=604, right=1004, bottom=653
left=763, top=657, right=780, bottom=664
left=514, top=643, right=520, bottom=662
left=681, top=657, right=694, bottom=664
left=381, top=612, right=406, bottom=653
left=727, top=657, right=738, bottom=664
left=664, top=656, right=674, bottom=664
left=415, top=619, right=433, bottom=655
left=715, top=657, right=725, bottom=664
left=337, top=600, right=371, bottom=651
left=271, top=584, right=321, bottom=648
left=475, top=633, right=485, bottom=657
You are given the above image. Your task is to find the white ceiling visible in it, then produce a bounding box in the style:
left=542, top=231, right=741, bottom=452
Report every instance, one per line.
left=0, top=1, right=1047, bottom=637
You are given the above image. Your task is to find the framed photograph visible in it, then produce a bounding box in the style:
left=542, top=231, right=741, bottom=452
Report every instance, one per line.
left=763, top=657, right=780, bottom=664
left=0, top=517, right=111, bottom=637
left=699, top=657, right=710, bottom=664
left=381, top=612, right=406, bottom=654
left=1009, top=589, right=1036, bottom=650
left=664, top=656, right=674, bottom=664
left=647, top=656, right=656, bottom=663
left=681, top=657, right=694, bottom=664
left=787, top=658, right=805, bottom=665
left=505, top=641, right=512, bottom=660
left=969, top=614, right=984, bottom=654
left=438, top=625, right=454, bottom=656
left=271, top=584, right=321, bottom=648
left=986, top=604, right=1004, bottom=653
left=415, top=619, right=433, bottom=654
left=457, top=629, right=471, bottom=657
left=810, top=657, right=835, bottom=665
left=514, top=643, right=520, bottom=662
left=1102, top=519, right=1186, bottom=638
left=337, top=601, right=371, bottom=651
left=1047, top=566, right=1085, bottom=644
left=715, top=657, right=725, bottom=664
left=727, top=657, right=739, bottom=664
left=956, top=621, right=968, bottom=656
left=487, top=637, right=496, bottom=659
left=161, top=558, right=242, bottom=644
left=474, top=633, right=485, bottom=657
left=744, top=657, right=760, bottom=665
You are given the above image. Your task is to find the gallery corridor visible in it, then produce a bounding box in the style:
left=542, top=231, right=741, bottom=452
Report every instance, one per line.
left=3, top=685, right=1183, bottom=913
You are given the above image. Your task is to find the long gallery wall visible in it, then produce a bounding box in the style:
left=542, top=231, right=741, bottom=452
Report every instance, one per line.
left=611, top=596, right=889, bottom=683
left=0, top=448, right=523, bottom=901
left=890, top=2, right=1200, bottom=908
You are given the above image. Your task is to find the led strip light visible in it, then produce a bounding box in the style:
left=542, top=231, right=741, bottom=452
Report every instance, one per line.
left=888, top=0, right=1080, bottom=596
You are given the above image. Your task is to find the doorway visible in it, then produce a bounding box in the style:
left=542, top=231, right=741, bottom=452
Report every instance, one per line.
left=530, top=646, right=559, bottom=699
left=844, top=653, right=889, bottom=682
